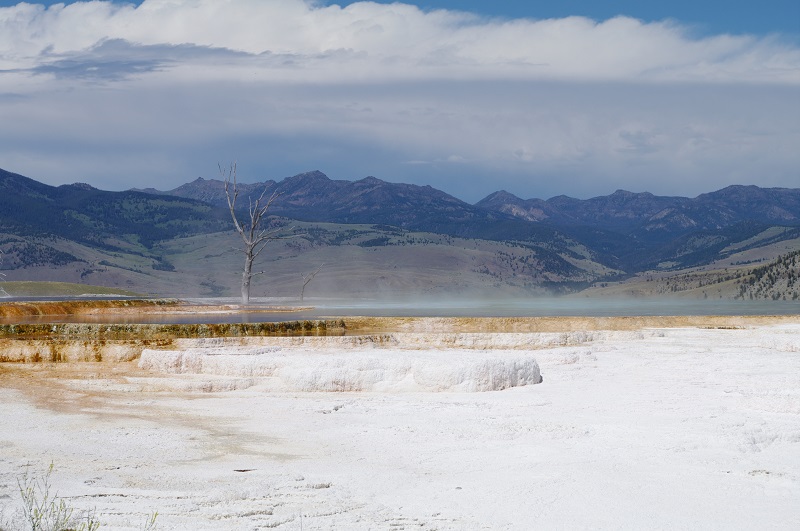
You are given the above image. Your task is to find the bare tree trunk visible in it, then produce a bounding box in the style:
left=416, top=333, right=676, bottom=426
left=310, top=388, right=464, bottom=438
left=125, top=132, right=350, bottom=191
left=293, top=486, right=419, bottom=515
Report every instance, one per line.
left=242, top=251, right=253, bottom=304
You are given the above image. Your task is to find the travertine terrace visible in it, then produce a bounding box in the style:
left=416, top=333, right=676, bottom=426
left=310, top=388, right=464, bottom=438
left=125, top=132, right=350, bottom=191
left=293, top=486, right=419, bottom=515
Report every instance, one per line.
left=1, top=300, right=799, bottom=529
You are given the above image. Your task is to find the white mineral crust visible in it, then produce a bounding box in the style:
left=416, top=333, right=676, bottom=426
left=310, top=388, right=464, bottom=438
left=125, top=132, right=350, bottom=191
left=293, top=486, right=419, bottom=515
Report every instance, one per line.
left=1, top=324, right=799, bottom=529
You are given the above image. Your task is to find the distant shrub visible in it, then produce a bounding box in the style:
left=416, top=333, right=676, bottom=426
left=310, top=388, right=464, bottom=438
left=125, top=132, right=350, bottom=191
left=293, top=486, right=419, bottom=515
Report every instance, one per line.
left=151, top=260, right=175, bottom=272
left=357, top=237, right=391, bottom=247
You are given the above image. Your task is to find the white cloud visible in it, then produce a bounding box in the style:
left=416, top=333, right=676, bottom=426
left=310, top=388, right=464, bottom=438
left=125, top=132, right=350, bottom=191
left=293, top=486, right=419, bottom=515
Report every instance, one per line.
left=2, top=0, right=798, bottom=83
left=0, top=0, right=798, bottom=200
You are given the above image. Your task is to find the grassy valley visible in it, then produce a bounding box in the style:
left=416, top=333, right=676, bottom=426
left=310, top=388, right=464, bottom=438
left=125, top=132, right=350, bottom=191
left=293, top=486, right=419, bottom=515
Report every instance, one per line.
left=0, top=221, right=615, bottom=299
left=8, top=221, right=798, bottom=302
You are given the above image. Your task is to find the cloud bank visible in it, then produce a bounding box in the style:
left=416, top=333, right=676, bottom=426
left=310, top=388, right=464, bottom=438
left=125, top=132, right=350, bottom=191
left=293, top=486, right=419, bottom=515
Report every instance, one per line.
left=0, top=0, right=798, bottom=200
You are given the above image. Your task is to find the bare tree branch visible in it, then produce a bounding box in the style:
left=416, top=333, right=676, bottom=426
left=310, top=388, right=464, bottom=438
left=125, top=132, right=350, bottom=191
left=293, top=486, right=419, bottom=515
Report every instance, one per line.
left=300, top=263, right=324, bottom=302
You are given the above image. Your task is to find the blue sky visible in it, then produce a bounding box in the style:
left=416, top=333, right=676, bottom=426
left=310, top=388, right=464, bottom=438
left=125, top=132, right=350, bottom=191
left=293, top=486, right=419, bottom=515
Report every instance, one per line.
left=344, top=0, right=800, bottom=36
left=0, top=0, right=798, bottom=201
left=2, top=0, right=797, bottom=36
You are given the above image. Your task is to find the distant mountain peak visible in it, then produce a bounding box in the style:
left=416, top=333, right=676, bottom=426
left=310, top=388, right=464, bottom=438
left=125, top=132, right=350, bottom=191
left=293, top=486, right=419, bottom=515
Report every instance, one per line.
left=476, top=189, right=553, bottom=222
left=719, top=184, right=759, bottom=191
left=484, top=190, right=521, bottom=201
left=290, top=170, right=329, bottom=181
left=607, top=189, right=654, bottom=200
left=61, top=182, right=96, bottom=191
left=357, top=176, right=385, bottom=185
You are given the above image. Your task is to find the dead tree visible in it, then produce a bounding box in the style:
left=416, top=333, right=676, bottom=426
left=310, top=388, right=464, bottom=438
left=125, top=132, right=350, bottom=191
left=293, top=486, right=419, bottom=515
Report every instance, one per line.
left=221, top=162, right=283, bottom=305
left=0, top=250, right=7, bottom=297
left=300, top=264, right=324, bottom=302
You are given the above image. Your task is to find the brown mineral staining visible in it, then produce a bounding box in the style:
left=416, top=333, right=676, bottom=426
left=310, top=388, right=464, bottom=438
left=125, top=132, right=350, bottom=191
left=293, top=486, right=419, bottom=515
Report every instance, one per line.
left=0, top=337, right=172, bottom=363
left=0, top=299, right=344, bottom=362
left=0, top=298, right=796, bottom=365
left=0, top=299, right=180, bottom=318
left=0, top=320, right=339, bottom=342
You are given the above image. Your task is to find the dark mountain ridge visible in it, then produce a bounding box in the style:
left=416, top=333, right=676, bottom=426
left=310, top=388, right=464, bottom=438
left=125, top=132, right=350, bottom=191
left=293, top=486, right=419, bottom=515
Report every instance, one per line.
left=478, top=185, right=800, bottom=235
left=3, top=166, right=800, bottom=283
left=138, top=170, right=566, bottom=243
left=149, top=171, right=800, bottom=239
left=141, top=170, right=800, bottom=271
left=480, top=185, right=800, bottom=271
left=1, top=167, right=227, bottom=250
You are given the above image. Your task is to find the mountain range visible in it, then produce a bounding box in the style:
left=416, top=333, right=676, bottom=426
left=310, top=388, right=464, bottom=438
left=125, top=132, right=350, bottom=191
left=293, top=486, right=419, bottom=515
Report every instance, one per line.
left=2, top=166, right=800, bottom=298
left=147, top=172, right=800, bottom=236
left=138, top=171, right=800, bottom=271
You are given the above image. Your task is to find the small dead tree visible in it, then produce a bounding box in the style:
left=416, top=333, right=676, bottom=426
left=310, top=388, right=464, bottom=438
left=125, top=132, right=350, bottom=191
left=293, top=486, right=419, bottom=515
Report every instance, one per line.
left=0, top=250, right=8, bottom=297
left=300, top=264, right=324, bottom=302
left=221, top=162, right=284, bottom=305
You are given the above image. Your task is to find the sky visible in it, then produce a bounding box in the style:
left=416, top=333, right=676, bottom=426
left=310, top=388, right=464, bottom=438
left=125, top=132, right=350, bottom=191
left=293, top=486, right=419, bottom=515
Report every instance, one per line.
left=0, top=0, right=798, bottom=202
